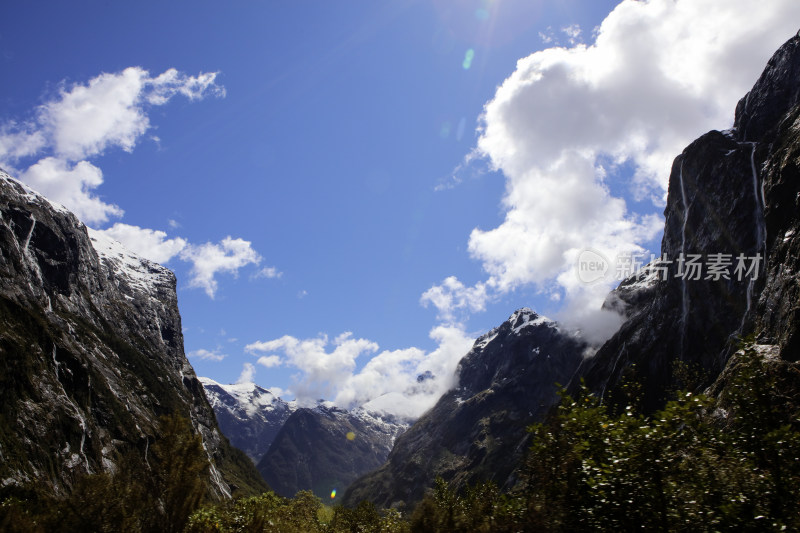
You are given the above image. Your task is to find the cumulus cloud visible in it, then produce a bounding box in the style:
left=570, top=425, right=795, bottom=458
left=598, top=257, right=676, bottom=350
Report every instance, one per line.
left=420, top=276, right=488, bottom=325
left=180, top=237, right=262, bottom=298
left=0, top=67, right=224, bottom=225
left=19, top=157, right=122, bottom=225
left=92, top=225, right=268, bottom=299
left=95, top=223, right=187, bottom=263
left=237, top=362, right=256, bottom=384
left=256, top=355, right=282, bottom=368
left=0, top=67, right=266, bottom=298
left=444, top=0, right=800, bottom=339
left=188, top=348, right=227, bottom=362
left=246, top=326, right=473, bottom=417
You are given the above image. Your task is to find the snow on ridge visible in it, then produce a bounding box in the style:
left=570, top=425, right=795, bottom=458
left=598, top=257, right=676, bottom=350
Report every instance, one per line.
left=621, top=258, right=666, bottom=291
left=0, top=169, right=70, bottom=216
left=88, top=228, right=172, bottom=294
left=510, top=308, right=553, bottom=334
left=200, top=377, right=294, bottom=418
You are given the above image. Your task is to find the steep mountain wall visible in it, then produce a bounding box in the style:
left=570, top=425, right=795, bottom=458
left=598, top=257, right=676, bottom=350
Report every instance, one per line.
left=578, top=33, right=800, bottom=408
left=0, top=172, right=265, bottom=497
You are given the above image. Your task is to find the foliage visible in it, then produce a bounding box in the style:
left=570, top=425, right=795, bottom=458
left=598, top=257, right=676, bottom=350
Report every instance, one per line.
left=186, top=491, right=410, bottom=533
left=408, top=477, right=525, bottom=532
left=521, top=351, right=800, bottom=532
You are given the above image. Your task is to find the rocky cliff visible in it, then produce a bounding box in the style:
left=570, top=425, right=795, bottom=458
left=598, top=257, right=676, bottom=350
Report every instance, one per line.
left=0, top=172, right=265, bottom=498
left=577, top=33, right=800, bottom=409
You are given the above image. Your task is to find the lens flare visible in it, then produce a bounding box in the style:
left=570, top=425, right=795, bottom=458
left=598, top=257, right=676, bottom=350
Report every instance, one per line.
left=330, top=489, right=337, bottom=499
left=346, top=431, right=356, bottom=441
left=462, top=48, right=475, bottom=70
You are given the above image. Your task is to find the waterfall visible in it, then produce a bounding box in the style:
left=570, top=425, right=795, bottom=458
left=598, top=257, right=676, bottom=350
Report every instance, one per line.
left=738, top=142, right=766, bottom=334
left=678, top=159, right=691, bottom=352
left=23, top=215, right=35, bottom=252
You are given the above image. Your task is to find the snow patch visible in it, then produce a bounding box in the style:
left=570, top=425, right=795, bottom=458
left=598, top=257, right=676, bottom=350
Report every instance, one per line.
left=0, top=170, right=70, bottom=216
left=88, top=228, right=173, bottom=295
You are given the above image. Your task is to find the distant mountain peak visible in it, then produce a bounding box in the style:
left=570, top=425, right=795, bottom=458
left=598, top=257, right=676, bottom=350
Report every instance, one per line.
left=200, top=378, right=295, bottom=464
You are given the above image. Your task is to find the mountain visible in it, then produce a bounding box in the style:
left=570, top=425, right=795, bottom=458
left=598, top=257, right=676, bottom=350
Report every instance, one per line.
left=200, top=377, right=295, bottom=464
left=343, top=309, right=587, bottom=508
left=257, top=403, right=408, bottom=499
left=0, top=172, right=265, bottom=498
left=577, top=32, right=800, bottom=408
left=345, top=33, right=800, bottom=510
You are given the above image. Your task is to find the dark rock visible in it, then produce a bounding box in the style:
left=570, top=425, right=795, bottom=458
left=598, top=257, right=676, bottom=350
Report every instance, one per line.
left=343, top=309, right=586, bottom=510
left=0, top=172, right=266, bottom=498
left=576, top=33, right=800, bottom=410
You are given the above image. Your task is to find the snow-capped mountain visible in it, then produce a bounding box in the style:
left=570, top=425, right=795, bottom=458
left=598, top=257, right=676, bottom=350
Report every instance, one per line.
left=0, top=171, right=265, bottom=497
left=256, top=402, right=409, bottom=499
left=200, top=377, right=296, bottom=463
left=344, top=308, right=587, bottom=508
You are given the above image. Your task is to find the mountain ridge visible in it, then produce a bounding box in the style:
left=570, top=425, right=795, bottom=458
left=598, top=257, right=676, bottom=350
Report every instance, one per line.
left=0, top=170, right=265, bottom=498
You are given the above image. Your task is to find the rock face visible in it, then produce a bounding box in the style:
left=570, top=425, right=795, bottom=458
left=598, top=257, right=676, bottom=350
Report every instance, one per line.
left=343, top=309, right=587, bottom=509
left=200, top=377, right=295, bottom=464
left=257, top=403, right=408, bottom=499
left=0, top=172, right=265, bottom=497
left=576, top=33, right=800, bottom=409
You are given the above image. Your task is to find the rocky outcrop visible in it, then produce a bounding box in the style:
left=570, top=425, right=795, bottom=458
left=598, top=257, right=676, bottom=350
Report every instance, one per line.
left=200, top=378, right=295, bottom=464
left=343, top=309, right=586, bottom=509
left=0, top=172, right=265, bottom=497
left=257, top=404, right=407, bottom=500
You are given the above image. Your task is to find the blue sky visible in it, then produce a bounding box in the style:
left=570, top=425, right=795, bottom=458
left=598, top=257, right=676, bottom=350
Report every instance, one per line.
left=2, top=1, right=798, bottom=416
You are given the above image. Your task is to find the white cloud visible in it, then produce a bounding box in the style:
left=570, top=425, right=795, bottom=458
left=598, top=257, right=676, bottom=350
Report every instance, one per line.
left=40, top=67, right=223, bottom=161
left=561, top=24, right=582, bottom=45
left=19, top=157, right=122, bottom=224
left=246, top=332, right=379, bottom=405
left=447, top=0, right=800, bottom=338
left=180, top=237, right=262, bottom=298
left=0, top=123, right=46, bottom=160
left=95, top=223, right=187, bottom=263
left=256, top=355, right=282, bottom=368
left=253, top=266, right=283, bottom=280
left=0, top=67, right=224, bottom=226
left=237, top=362, right=256, bottom=384
left=89, top=225, right=269, bottom=299
left=420, top=276, right=488, bottom=325
left=188, top=348, right=227, bottom=362
left=0, top=67, right=265, bottom=300
left=246, top=326, right=473, bottom=418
